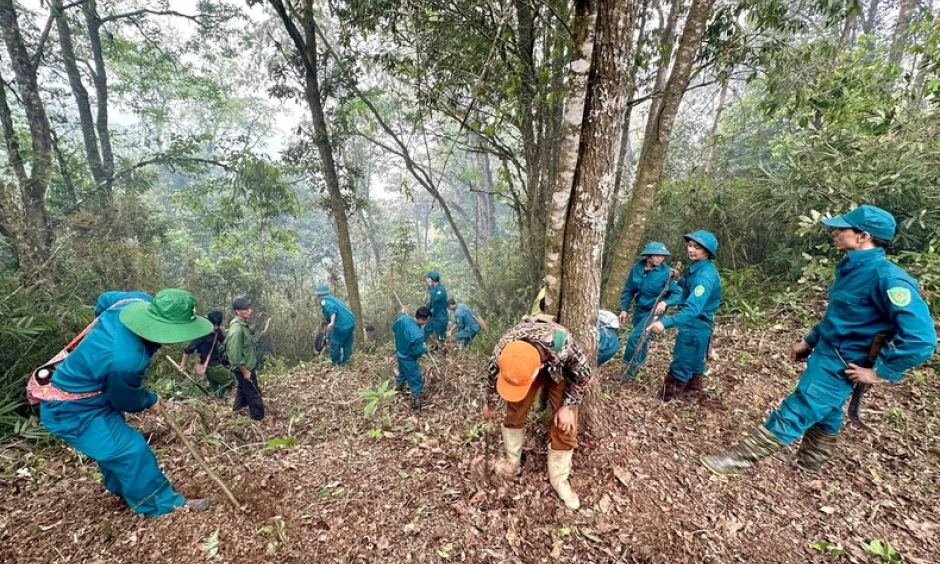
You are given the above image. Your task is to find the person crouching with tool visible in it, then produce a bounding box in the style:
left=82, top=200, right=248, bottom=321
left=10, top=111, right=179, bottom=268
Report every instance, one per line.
left=482, top=317, right=593, bottom=510
left=394, top=305, right=432, bottom=411
left=701, top=206, right=936, bottom=475
left=35, top=290, right=214, bottom=516
left=616, top=242, right=682, bottom=381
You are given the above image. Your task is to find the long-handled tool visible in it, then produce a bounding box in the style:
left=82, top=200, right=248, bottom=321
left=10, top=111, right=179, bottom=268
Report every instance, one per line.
left=483, top=421, right=493, bottom=484
left=166, top=356, right=212, bottom=396
left=621, top=263, right=681, bottom=378
left=832, top=333, right=888, bottom=431
left=161, top=409, right=243, bottom=509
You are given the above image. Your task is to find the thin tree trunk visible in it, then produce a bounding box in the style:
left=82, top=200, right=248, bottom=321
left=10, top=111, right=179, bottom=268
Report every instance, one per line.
left=308, top=25, right=487, bottom=290
left=514, top=0, right=543, bottom=265
left=611, top=0, right=649, bottom=201
left=51, top=129, right=78, bottom=206
left=641, top=0, right=682, bottom=157
left=52, top=0, right=108, bottom=198
left=0, top=0, right=54, bottom=280
left=704, top=66, right=730, bottom=174
left=601, top=0, right=716, bottom=309
left=889, top=0, right=916, bottom=66
left=862, top=0, right=880, bottom=34
left=82, top=0, right=115, bottom=193
left=476, top=150, right=496, bottom=247
left=266, top=0, right=365, bottom=339
left=910, top=6, right=939, bottom=103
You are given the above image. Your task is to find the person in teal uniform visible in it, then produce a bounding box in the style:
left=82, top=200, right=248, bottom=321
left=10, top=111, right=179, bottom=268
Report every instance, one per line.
left=448, top=298, right=484, bottom=347
left=394, top=305, right=431, bottom=411
left=597, top=310, right=621, bottom=366
left=424, top=270, right=449, bottom=345
left=648, top=231, right=722, bottom=401
left=38, top=289, right=214, bottom=517
left=617, top=242, right=682, bottom=381
left=315, top=284, right=356, bottom=366
left=702, top=205, right=937, bottom=475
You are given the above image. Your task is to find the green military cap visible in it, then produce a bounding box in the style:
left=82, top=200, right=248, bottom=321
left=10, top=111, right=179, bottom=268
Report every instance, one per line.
left=822, top=205, right=896, bottom=240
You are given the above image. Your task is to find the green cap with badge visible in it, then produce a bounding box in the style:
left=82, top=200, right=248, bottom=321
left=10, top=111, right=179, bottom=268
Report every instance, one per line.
left=821, top=205, right=896, bottom=241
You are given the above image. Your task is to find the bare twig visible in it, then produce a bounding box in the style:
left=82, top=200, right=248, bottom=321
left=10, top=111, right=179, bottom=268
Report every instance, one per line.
left=162, top=410, right=243, bottom=510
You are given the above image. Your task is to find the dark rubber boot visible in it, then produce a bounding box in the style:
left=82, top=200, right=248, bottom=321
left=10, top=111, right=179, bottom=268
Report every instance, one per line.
left=411, top=394, right=422, bottom=412
left=794, top=425, right=838, bottom=473
left=700, top=425, right=785, bottom=475
left=659, top=372, right=686, bottom=403
left=682, top=373, right=704, bottom=400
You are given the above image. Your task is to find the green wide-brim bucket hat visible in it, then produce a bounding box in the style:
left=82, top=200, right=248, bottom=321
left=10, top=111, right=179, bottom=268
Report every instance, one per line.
left=120, top=289, right=214, bottom=344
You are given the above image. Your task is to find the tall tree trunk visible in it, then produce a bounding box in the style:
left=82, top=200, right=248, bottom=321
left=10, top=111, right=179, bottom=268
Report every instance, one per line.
left=266, top=0, right=364, bottom=339
left=603, top=0, right=649, bottom=281
left=703, top=65, right=730, bottom=174
left=546, top=0, right=636, bottom=434
left=611, top=0, right=649, bottom=201
left=82, top=0, right=114, bottom=194
left=514, top=0, right=541, bottom=260
left=52, top=0, right=109, bottom=205
left=543, top=1, right=597, bottom=318
left=641, top=0, right=682, bottom=157
left=861, top=0, right=880, bottom=34
left=910, top=6, right=939, bottom=103
left=0, top=0, right=54, bottom=281
left=601, top=0, right=716, bottom=309
left=476, top=150, right=496, bottom=248
left=889, top=0, right=917, bottom=66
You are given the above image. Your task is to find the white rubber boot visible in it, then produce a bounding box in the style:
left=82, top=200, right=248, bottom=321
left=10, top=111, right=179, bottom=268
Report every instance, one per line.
left=495, top=426, right=525, bottom=476
left=547, top=447, right=580, bottom=510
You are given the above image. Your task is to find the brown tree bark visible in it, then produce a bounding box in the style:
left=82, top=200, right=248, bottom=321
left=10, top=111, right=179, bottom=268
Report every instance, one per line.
left=543, top=0, right=597, bottom=318
left=0, top=0, right=54, bottom=281
left=601, top=0, right=716, bottom=310
left=610, top=0, right=649, bottom=201
left=266, top=0, right=365, bottom=339
left=544, top=0, right=636, bottom=433
left=52, top=0, right=109, bottom=201
left=703, top=65, right=731, bottom=173
left=640, top=0, right=682, bottom=157
left=82, top=0, right=115, bottom=193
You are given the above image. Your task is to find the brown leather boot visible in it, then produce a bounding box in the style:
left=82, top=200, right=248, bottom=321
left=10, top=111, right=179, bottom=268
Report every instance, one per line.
left=682, top=373, right=704, bottom=400
left=659, top=373, right=686, bottom=402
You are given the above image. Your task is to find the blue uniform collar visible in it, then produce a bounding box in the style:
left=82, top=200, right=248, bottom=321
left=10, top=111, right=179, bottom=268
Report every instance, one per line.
left=843, top=247, right=885, bottom=262
left=687, top=259, right=712, bottom=274
left=839, top=247, right=885, bottom=271
left=636, top=260, right=668, bottom=272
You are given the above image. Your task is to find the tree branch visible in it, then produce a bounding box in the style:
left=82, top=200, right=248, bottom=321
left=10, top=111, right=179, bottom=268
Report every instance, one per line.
left=99, top=9, right=223, bottom=28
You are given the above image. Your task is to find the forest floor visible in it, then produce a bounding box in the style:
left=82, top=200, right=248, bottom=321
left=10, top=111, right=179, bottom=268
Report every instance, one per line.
left=1, top=318, right=939, bottom=564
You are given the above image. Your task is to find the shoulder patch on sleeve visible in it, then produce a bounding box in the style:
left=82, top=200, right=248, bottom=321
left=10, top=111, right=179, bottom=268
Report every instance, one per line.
left=320, top=299, right=327, bottom=306
left=887, top=287, right=912, bottom=307
left=693, top=285, right=706, bottom=297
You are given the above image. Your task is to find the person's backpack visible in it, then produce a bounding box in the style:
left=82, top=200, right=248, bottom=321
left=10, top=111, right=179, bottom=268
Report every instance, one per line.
left=26, top=298, right=144, bottom=404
